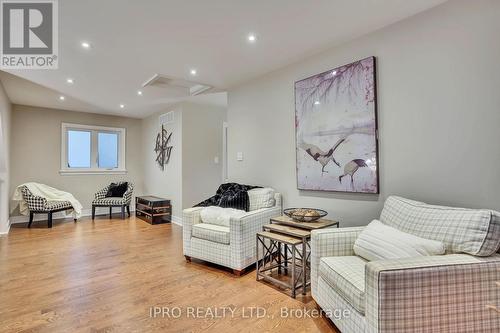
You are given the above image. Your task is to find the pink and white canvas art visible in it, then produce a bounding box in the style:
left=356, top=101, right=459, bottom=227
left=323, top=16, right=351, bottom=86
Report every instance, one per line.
left=295, top=56, right=379, bottom=193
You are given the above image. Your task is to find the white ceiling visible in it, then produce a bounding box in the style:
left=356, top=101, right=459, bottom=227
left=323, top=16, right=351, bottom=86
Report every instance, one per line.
left=0, top=0, right=447, bottom=118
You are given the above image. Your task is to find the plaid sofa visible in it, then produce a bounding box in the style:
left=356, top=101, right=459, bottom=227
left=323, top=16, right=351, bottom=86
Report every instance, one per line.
left=311, top=196, right=500, bottom=333
left=183, top=193, right=282, bottom=274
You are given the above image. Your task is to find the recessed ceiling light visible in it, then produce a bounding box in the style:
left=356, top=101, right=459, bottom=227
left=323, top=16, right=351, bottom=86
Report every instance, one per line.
left=137, top=90, right=143, bottom=96
left=59, top=95, right=65, bottom=101
left=119, top=104, right=125, bottom=109
left=66, top=78, right=74, bottom=84
left=314, top=101, right=320, bottom=105
left=247, top=34, right=257, bottom=43
left=190, top=69, right=197, bottom=76
left=81, top=41, right=91, bottom=49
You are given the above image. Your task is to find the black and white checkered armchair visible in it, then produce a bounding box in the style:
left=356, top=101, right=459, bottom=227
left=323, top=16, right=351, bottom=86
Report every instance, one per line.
left=20, top=186, right=75, bottom=228
left=92, top=182, right=134, bottom=220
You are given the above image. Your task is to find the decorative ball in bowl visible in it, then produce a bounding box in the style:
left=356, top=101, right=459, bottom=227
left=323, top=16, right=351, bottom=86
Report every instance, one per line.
left=283, top=208, right=327, bottom=222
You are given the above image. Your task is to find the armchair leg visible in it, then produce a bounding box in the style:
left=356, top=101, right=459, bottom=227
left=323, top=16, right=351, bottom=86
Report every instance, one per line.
left=184, top=255, right=191, bottom=262
left=126, top=205, right=131, bottom=217
left=28, top=212, right=34, bottom=228
left=233, top=269, right=245, bottom=276
left=109, top=206, right=112, bottom=219
left=92, top=205, right=96, bottom=220
left=48, top=212, right=53, bottom=228
left=121, top=205, right=125, bottom=219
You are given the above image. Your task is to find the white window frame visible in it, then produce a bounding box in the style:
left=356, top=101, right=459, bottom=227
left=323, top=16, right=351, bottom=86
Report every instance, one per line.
left=60, top=123, right=126, bottom=175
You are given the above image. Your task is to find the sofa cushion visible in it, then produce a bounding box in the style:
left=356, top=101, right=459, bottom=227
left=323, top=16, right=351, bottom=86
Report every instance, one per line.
left=319, top=256, right=367, bottom=314
left=192, top=223, right=230, bottom=245
left=200, top=206, right=246, bottom=227
left=93, top=197, right=128, bottom=205
left=248, top=188, right=276, bottom=211
left=380, top=196, right=500, bottom=256
left=354, top=219, right=446, bottom=261
left=45, top=201, right=73, bottom=211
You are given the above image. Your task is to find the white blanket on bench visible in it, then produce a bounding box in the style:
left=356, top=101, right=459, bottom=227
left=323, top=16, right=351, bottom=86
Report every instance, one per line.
left=12, top=182, right=83, bottom=218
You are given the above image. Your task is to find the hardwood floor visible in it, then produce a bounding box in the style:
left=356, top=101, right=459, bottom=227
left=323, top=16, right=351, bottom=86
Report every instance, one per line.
left=0, top=216, right=339, bottom=333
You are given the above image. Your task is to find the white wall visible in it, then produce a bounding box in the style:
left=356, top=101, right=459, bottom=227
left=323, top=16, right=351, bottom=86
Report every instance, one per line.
left=182, top=102, right=226, bottom=208
left=10, top=105, right=144, bottom=218
left=227, top=0, right=500, bottom=227
left=142, top=107, right=183, bottom=221
left=142, top=102, right=227, bottom=222
left=0, top=81, right=11, bottom=234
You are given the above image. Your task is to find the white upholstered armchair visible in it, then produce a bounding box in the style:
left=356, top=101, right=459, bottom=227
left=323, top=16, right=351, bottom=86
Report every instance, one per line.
left=183, top=192, right=281, bottom=275
left=311, top=196, right=500, bottom=333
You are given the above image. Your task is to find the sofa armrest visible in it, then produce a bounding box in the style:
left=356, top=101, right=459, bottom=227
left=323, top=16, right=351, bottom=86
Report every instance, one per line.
left=230, top=205, right=282, bottom=270
left=365, top=254, right=500, bottom=333
left=182, top=207, right=204, bottom=256
left=20, top=186, right=48, bottom=211
left=310, top=227, right=365, bottom=297
left=94, top=186, right=109, bottom=200
left=123, top=183, right=134, bottom=204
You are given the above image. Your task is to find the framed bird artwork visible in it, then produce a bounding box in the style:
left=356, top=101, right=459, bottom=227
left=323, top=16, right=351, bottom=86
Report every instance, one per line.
left=294, top=56, right=379, bottom=193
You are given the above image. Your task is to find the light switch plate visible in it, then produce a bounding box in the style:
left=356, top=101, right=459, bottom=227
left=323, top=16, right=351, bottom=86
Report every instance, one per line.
left=237, top=152, right=243, bottom=161
left=214, top=156, right=219, bottom=164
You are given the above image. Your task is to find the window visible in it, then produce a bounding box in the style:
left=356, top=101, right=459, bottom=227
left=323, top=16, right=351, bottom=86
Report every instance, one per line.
left=98, top=132, right=118, bottom=168
left=61, top=123, right=126, bottom=174
left=67, top=130, right=91, bottom=168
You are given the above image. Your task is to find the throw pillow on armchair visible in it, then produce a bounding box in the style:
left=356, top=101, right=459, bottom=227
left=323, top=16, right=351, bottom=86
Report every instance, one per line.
left=105, top=182, right=128, bottom=197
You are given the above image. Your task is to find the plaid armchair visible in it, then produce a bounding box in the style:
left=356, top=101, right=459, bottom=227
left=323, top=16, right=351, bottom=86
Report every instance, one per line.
left=183, top=193, right=282, bottom=275
left=20, top=186, right=74, bottom=228
left=92, top=182, right=134, bottom=219
left=311, top=196, right=500, bottom=333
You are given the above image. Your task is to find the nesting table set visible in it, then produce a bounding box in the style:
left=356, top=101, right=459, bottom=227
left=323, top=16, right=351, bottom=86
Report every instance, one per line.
left=256, top=215, right=339, bottom=298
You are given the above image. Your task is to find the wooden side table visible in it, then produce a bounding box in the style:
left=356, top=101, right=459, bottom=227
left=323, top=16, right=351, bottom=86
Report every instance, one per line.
left=256, top=215, right=339, bottom=298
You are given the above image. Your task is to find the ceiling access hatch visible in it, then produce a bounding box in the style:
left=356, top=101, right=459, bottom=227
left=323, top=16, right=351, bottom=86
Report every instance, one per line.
left=142, top=74, right=212, bottom=96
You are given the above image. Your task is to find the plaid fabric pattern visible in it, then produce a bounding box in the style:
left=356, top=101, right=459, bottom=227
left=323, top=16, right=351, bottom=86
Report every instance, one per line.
left=230, top=203, right=281, bottom=269
left=486, top=212, right=500, bottom=253
left=183, top=206, right=204, bottom=258
left=45, top=201, right=73, bottom=210
left=310, top=227, right=365, bottom=297
left=192, top=223, right=230, bottom=245
left=92, top=182, right=134, bottom=205
left=21, top=186, right=47, bottom=211
left=190, top=237, right=232, bottom=267
left=20, top=186, right=72, bottom=212
left=319, top=256, right=367, bottom=314
left=94, top=186, right=110, bottom=200
left=316, top=276, right=366, bottom=333
left=380, top=196, right=500, bottom=256
left=365, top=254, right=500, bottom=333
left=93, top=197, right=128, bottom=205
left=183, top=193, right=282, bottom=270
left=248, top=188, right=276, bottom=211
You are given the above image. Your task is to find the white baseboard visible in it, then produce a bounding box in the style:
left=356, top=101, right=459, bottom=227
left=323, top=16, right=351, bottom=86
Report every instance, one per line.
left=9, top=209, right=182, bottom=228
left=171, top=215, right=182, bottom=227
left=9, top=207, right=136, bottom=224
left=0, top=218, right=10, bottom=235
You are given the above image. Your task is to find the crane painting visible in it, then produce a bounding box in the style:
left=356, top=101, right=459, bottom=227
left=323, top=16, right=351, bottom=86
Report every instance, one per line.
left=295, top=56, right=379, bottom=193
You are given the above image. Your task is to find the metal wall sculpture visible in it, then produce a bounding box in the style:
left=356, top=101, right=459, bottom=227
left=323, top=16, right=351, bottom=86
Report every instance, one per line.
left=154, top=124, right=173, bottom=171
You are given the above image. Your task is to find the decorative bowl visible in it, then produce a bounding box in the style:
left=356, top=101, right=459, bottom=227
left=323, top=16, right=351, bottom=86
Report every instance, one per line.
left=283, top=208, right=328, bottom=222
